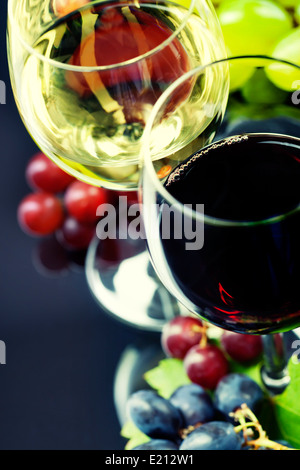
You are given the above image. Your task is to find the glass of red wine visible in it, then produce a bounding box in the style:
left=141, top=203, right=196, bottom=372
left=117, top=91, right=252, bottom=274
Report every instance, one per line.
left=141, top=55, right=300, bottom=393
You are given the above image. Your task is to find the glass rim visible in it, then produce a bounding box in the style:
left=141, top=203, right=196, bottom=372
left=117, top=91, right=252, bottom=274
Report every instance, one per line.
left=7, top=0, right=197, bottom=72
left=142, top=55, right=300, bottom=228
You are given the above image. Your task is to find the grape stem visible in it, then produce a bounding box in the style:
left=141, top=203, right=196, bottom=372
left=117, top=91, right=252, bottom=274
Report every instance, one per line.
left=192, top=322, right=209, bottom=348
left=179, top=422, right=202, bottom=440
left=232, top=403, right=294, bottom=450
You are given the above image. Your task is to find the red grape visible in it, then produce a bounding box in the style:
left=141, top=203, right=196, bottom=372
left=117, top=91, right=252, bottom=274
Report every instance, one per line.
left=161, top=316, right=204, bottom=360
left=221, top=331, right=263, bottom=363
left=26, top=152, right=74, bottom=193
left=56, top=216, right=95, bottom=250
left=184, top=344, right=229, bottom=390
left=17, top=192, right=64, bottom=236
left=64, top=180, right=108, bottom=224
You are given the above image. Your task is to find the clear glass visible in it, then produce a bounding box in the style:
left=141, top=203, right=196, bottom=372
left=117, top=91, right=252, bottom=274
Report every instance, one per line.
left=142, top=56, right=300, bottom=334
left=7, top=0, right=227, bottom=190
left=84, top=56, right=229, bottom=330
left=142, top=56, right=300, bottom=391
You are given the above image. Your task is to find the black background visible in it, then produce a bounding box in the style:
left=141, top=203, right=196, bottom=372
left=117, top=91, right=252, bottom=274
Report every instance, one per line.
left=0, top=1, right=155, bottom=450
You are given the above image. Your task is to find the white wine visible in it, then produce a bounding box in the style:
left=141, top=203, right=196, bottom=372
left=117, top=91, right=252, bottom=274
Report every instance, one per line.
left=10, top=0, right=228, bottom=189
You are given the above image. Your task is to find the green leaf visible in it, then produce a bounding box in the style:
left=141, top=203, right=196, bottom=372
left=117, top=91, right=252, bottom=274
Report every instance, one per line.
left=230, top=359, right=264, bottom=388
left=144, top=358, right=191, bottom=399
left=120, top=420, right=150, bottom=450
left=121, top=359, right=190, bottom=449
left=274, top=359, right=300, bottom=449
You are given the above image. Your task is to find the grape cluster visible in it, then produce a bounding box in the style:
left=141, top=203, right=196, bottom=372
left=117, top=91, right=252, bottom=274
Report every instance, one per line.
left=213, top=0, right=300, bottom=58
left=161, top=316, right=263, bottom=390
left=211, top=0, right=300, bottom=93
left=126, top=378, right=269, bottom=450
left=17, top=151, right=138, bottom=276
left=124, top=316, right=294, bottom=450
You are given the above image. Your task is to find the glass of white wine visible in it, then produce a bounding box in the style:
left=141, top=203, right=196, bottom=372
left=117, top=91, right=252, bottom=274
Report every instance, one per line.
left=7, top=0, right=229, bottom=329
left=7, top=0, right=227, bottom=190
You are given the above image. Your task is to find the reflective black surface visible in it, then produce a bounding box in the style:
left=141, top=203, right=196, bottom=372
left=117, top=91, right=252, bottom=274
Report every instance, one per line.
left=0, top=4, right=153, bottom=450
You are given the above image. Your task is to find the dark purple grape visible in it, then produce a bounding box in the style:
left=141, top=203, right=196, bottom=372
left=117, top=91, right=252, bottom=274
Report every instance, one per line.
left=133, top=439, right=178, bottom=450
left=214, top=373, right=263, bottom=419
left=169, top=384, right=215, bottom=427
left=179, top=421, right=242, bottom=450
left=127, top=390, right=182, bottom=440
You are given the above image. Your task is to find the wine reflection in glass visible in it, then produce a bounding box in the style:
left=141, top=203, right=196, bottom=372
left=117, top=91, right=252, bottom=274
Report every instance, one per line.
left=142, top=56, right=300, bottom=392
left=7, top=0, right=227, bottom=188
left=7, top=0, right=229, bottom=329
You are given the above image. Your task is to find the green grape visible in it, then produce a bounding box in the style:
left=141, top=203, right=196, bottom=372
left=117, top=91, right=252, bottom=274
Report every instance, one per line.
left=295, top=3, right=300, bottom=23
left=218, top=0, right=293, bottom=56
left=241, top=68, right=288, bottom=103
left=276, top=0, right=300, bottom=8
left=227, top=51, right=255, bottom=91
left=267, top=27, right=300, bottom=91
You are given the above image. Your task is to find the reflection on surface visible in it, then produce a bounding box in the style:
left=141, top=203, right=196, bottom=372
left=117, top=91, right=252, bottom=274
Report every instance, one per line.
left=86, top=234, right=184, bottom=331
left=113, top=338, right=163, bottom=427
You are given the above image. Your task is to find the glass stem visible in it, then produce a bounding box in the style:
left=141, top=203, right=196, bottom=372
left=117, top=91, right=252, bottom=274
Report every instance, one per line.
left=260, top=334, right=290, bottom=395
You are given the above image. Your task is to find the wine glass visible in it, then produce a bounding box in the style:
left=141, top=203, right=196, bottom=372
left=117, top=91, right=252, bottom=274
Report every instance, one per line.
left=7, top=0, right=229, bottom=329
left=141, top=55, right=300, bottom=392
left=7, top=0, right=226, bottom=190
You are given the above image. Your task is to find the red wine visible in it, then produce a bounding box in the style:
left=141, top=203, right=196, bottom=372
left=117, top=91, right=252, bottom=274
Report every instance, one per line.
left=161, top=134, right=300, bottom=334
